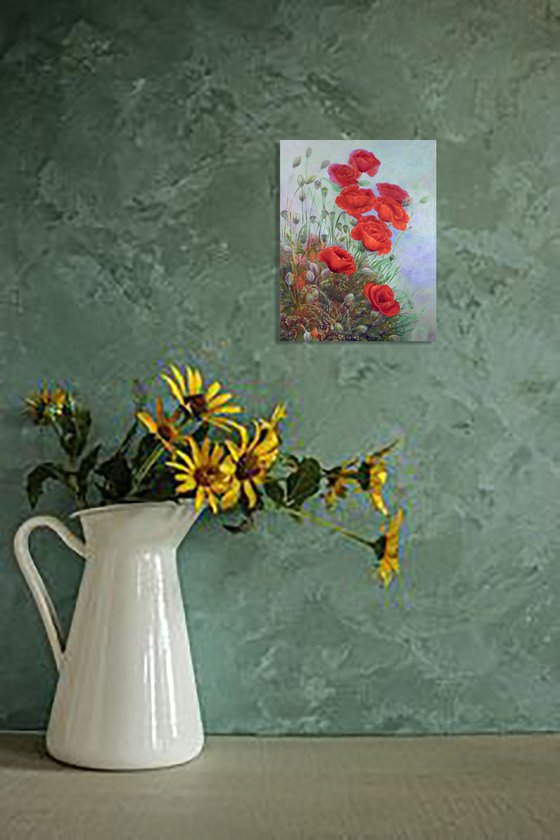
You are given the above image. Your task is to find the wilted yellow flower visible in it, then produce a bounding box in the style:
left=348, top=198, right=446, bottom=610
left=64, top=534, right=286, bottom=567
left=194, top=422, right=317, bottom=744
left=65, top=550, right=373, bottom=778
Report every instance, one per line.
left=167, top=436, right=230, bottom=513
left=220, top=421, right=280, bottom=510
left=323, top=460, right=358, bottom=509
left=377, top=509, right=404, bottom=588
left=137, top=398, right=183, bottom=453
left=25, top=385, right=69, bottom=426
left=162, top=364, right=242, bottom=431
left=365, top=456, right=389, bottom=516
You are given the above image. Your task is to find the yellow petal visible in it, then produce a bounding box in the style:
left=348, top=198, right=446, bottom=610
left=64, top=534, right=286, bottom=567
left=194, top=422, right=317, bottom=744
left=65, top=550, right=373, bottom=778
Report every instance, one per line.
left=137, top=412, right=157, bottom=434
left=162, top=373, right=185, bottom=404
left=170, top=364, right=186, bottom=395
left=214, top=404, right=242, bottom=414
left=243, top=480, right=258, bottom=509
left=221, top=481, right=241, bottom=510
left=177, top=478, right=196, bottom=492
left=207, top=491, right=219, bottom=514
left=205, top=381, right=222, bottom=401
left=195, top=486, right=206, bottom=511
left=187, top=366, right=203, bottom=394
left=206, top=391, right=233, bottom=409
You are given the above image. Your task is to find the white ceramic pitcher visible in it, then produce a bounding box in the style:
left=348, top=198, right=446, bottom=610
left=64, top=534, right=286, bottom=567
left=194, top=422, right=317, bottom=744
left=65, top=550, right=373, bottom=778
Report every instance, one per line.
left=13, top=501, right=205, bottom=770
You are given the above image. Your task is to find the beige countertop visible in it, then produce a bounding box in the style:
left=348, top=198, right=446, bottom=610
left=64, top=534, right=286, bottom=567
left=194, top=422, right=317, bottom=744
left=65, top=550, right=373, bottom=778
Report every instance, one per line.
left=1, top=733, right=559, bottom=839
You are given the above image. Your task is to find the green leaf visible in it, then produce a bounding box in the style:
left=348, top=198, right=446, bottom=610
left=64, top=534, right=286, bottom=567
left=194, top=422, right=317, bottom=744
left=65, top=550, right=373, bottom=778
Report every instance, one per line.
left=96, top=451, right=132, bottom=501
left=26, top=462, right=66, bottom=508
left=305, top=175, right=316, bottom=184
left=223, top=517, right=254, bottom=535
left=286, top=457, right=321, bottom=509
left=356, top=460, right=370, bottom=491
left=132, top=432, right=156, bottom=469
left=264, top=478, right=285, bottom=506
left=57, top=405, right=91, bottom=459
left=135, top=464, right=176, bottom=501
left=77, top=444, right=101, bottom=499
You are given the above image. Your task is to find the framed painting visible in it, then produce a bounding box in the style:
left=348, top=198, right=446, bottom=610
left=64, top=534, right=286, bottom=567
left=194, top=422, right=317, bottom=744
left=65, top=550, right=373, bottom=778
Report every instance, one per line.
left=279, top=140, right=436, bottom=342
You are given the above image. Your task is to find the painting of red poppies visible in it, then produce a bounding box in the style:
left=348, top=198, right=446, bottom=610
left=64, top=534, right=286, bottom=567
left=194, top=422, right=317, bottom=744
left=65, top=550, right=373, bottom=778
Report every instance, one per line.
left=279, top=140, right=436, bottom=342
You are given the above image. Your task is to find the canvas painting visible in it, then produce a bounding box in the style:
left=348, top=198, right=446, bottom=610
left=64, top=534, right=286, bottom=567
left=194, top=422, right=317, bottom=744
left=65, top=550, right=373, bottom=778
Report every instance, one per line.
left=279, top=140, right=436, bottom=342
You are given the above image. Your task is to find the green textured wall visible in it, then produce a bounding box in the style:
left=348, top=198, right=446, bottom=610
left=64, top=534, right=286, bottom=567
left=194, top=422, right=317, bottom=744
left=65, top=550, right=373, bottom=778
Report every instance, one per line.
left=1, top=0, right=559, bottom=734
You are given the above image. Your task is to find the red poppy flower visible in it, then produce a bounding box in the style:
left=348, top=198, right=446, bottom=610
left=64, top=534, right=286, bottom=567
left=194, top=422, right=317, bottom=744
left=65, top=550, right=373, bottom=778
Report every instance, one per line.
left=348, top=149, right=381, bottom=176
left=363, top=283, right=400, bottom=317
left=327, top=163, right=359, bottom=187
left=372, top=196, right=410, bottom=231
left=318, top=246, right=356, bottom=276
left=335, top=186, right=376, bottom=218
left=350, top=218, right=392, bottom=254
left=376, top=182, right=410, bottom=204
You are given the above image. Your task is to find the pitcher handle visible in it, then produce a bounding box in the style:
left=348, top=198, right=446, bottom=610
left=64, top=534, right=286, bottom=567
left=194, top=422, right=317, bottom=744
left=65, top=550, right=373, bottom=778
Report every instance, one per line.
left=14, top=516, right=86, bottom=672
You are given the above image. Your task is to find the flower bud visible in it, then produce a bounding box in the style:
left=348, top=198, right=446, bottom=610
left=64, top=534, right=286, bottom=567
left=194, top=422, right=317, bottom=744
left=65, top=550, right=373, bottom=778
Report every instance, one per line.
left=293, top=155, right=302, bottom=168
left=361, top=267, right=375, bottom=275
left=293, top=215, right=300, bottom=225
left=303, top=330, right=312, bottom=342
left=306, top=146, right=312, bottom=158
left=334, top=323, right=343, bottom=333
left=321, top=234, right=328, bottom=243
left=343, top=293, right=354, bottom=306
left=299, top=191, right=305, bottom=202
left=284, top=272, right=294, bottom=286
left=297, top=174, right=305, bottom=187
left=309, top=262, right=319, bottom=276
left=306, top=270, right=316, bottom=284
left=321, top=267, right=330, bottom=277
left=306, top=289, right=319, bottom=303
left=320, top=159, right=330, bottom=169
left=314, top=180, right=321, bottom=189
left=355, top=325, right=367, bottom=334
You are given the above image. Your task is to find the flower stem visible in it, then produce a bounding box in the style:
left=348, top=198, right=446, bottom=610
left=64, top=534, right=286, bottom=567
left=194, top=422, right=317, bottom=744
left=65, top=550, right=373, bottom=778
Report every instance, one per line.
left=131, top=443, right=165, bottom=493
left=272, top=504, right=374, bottom=549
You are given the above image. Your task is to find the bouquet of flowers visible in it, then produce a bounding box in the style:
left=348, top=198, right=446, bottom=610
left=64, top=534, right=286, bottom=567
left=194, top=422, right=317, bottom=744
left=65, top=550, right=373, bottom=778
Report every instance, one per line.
left=24, top=365, right=406, bottom=587
left=280, top=145, right=423, bottom=342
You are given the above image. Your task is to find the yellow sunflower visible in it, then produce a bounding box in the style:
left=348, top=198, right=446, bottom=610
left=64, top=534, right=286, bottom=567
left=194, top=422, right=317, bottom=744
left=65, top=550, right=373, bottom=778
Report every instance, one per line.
left=162, top=364, right=242, bottom=431
left=323, top=460, right=358, bottom=509
left=137, top=398, right=183, bottom=453
left=364, top=456, right=389, bottom=516
left=377, top=508, right=404, bottom=588
left=25, top=385, right=69, bottom=425
left=220, top=421, right=280, bottom=510
left=167, top=436, right=230, bottom=513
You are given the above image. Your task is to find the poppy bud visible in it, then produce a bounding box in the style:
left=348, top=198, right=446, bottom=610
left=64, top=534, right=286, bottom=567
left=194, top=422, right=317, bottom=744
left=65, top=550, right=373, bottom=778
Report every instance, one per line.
left=299, top=192, right=305, bottom=202
left=306, top=271, right=316, bottom=284
left=343, top=293, right=354, bottom=306
left=320, top=159, right=330, bottom=169
left=303, top=330, right=312, bottom=342
left=335, top=323, right=343, bottom=333
left=297, top=175, right=304, bottom=187
left=293, top=155, right=302, bottom=168
left=309, top=262, right=319, bottom=276
left=306, top=146, right=312, bottom=158
left=314, top=180, right=321, bottom=189
left=355, top=325, right=367, bottom=334
left=306, top=288, right=319, bottom=303
left=361, top=267, right=375, bottom=275
left=285, top=272, right=294, bottom=286
left=321, top=234, right=328, bottom=243
left=293, top=215, right=300, bottom=225
left=321, top=267, right=330, bottom=277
